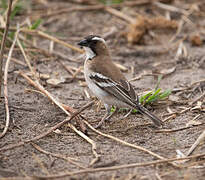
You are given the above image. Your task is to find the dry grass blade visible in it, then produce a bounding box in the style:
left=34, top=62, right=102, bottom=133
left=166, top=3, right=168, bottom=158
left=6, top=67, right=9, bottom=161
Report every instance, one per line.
left=154, top=2, right=188, bottom=15
left=0, top=71, right=99, bottom=165
left=155, top=123, right=205, bottom=133
left=0, top=27, right=84, bottom=54
left=31, top=143, right=86, bottom=169
left=19, top=72, right=71, bottom=116
left=0, top=0, right=13, bottom=97
left=0, top=27, right=19, bottom=138
left=3, top=55, right=27, bottom=66
left=190, top=91, right=205, bottom=106
left=32, top=152, right=50, bottom=175
left=83, top=120, right=180, bottom=168
left=186, top=130, right=205, bottom=156
left=105, top=7, right=135, bottom=24
left=20, top=73, right=99, bottom=165
left=67, top=124, right=100, bottom=166
left=0, top=98, right=94, bottom=152
left=17, top=38, right=35, bottom=77
left=37, top=31, right=84, bottom=53
left=34, top=152, right=205, bottom=179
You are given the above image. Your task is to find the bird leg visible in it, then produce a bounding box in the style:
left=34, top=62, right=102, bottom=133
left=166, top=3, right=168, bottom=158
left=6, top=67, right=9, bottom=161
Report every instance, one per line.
left=95, top=105, right=118, bottom=128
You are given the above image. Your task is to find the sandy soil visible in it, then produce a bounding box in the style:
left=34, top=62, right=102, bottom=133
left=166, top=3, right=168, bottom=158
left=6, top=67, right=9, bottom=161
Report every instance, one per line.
left=0, top=0, right=205, bottom=179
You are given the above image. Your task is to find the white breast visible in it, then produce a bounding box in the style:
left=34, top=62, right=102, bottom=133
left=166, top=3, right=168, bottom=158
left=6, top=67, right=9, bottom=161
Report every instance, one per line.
left=84, top=47, right=96, bottom=61
left=84, top=62, right=108, bottom=100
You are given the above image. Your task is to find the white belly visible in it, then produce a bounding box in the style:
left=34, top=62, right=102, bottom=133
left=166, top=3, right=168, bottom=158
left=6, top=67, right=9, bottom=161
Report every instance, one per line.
left=85, top=74, right=108, bottom=100
left=84, top=65, right=108, bottom=100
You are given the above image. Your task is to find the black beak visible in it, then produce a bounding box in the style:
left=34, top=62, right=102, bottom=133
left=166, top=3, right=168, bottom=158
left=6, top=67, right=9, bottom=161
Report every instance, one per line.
left=77, top=39, right=88, bottom=47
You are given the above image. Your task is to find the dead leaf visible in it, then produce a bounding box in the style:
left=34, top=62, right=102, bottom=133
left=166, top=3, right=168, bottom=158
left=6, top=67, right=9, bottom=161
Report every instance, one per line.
left=46, top=78, right=65, bottom=87
left=159, top=66, right=176, bottom=75
left=190, top=34, right=203, bottom=46
left=126, top=15, right=178, bottom=44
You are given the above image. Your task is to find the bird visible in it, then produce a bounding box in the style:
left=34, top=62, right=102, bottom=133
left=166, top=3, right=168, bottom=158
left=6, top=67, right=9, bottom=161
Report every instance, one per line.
left=77, top=35, right=163, bottom=128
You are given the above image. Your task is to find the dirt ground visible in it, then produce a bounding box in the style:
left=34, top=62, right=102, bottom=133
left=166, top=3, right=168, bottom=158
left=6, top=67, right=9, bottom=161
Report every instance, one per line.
left=0, top=0, right=205, bottom=179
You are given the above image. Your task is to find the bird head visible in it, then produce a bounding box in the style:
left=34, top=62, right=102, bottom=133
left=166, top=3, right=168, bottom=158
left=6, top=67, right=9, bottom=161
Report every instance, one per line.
left=78, top=35, right=108, bottom=60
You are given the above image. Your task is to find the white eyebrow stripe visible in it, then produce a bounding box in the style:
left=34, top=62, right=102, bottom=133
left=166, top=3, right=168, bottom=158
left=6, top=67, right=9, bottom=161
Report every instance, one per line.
left=92, top=37, right=106, bottom=44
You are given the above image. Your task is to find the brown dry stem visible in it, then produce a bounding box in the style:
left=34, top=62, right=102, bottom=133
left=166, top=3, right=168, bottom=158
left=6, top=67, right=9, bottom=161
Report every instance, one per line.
left=0, top=27, right=84, bottom=54
left=83, top=120, right=180, bottom=168
left=0, top=96, right=94, bottom=152
left=0, top=28, right=19, bottom=138
left=3, top=69, right=99, bottom=165
left=31, top=142, right=86, bottom=169
left=0, top=0, right=13, bottom=97
left=34, top=152, right=205, bottom=179
left=186, top=130, right=205, bottom=156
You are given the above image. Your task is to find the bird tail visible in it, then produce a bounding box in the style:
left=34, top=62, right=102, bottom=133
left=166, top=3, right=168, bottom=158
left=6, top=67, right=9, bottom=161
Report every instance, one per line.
left=135, top=104, right=163, bottom=128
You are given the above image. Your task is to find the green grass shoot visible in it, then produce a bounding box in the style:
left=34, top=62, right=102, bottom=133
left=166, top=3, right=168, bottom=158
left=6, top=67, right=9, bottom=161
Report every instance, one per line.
left=110, top=75, right=171, bottom=113
left=98, top=0, right=124, bottom=5
left=30, top=19, right=43, bottom=30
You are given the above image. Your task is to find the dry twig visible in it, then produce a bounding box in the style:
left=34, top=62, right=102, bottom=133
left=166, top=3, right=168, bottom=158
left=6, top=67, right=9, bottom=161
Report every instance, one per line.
left=0, top=27, right=19, bottom=138
left=186, top=130, right=205, bottom=156
left=34, top=152, right=205, bottom=179
left=83, top=120, right=180, bottom=168
left=0, top=27, right=84, bottom=54
left=29, top=1, right=154, bottom=19
left=0, top=71, right=98, bottom=164
left=155, top=123, right=205, bottom=133
left=190, top=91, right=205, bottom=106
left=0, top=99, right=94, bottom=152
left=0, top=0, right=13, bottom=97
left=31, top=143, right=86, bottom=169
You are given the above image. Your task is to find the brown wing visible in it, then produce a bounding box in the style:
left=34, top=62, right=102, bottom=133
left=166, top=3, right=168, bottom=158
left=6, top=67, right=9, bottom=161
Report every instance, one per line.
left=119, top=79, right=136, bottom=100
left=89, top=73, right=137, bottom=107
left=89, top=56, right=136, bottom=102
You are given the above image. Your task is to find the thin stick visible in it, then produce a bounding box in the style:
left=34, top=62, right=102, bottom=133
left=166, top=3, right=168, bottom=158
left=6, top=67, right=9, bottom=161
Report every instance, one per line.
left=154, top=2, right=188, bottom=15
left=0, top=27, right=84, bottom=54
left=0, top=27, right=19, bottom=138
left=19, top=72, right=71, bottom=116
left=186, top=130, right=205, bottom=156
left=17, top=38, right=35, bottom=76
left=67, top=124, right=100, bottom=166
left=83, top=120, right=179, bottom=168
left=3, top=55, right=27, bottom=66
left=32, top=152, right=50, bottom=175
left=58, top=60, right=75, bottom=75
left=0, top=100, right=94, bottom=152
left=18, top=73, right=98, bottom=165
left=3, top=71, right=98, bottom=164
left=37, top=31, right=84, bottom=53
left=155, top=123, right=205, bottom=133
left=105, top=7, right=135, bottom=24
left=34, top=152, right=205, bottom=179
left=0, top=0, right=13, bottom=97
left=30, top=0, right=155, bottom=19
left=31, top=143, right=86, bottom=169
left=18, top=33, right=77, bottom=62
left=190, top=91, right=205, bottom=106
